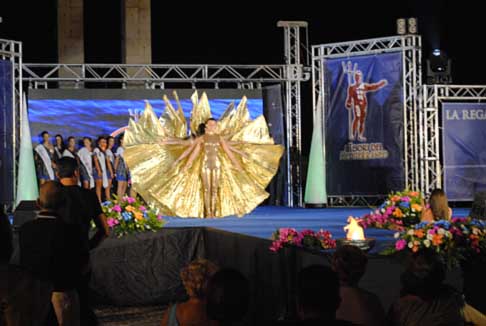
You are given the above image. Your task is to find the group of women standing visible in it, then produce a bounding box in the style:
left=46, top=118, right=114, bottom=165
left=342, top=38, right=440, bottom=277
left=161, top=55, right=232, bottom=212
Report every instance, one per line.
left=34, top=131, right=130, bottom=202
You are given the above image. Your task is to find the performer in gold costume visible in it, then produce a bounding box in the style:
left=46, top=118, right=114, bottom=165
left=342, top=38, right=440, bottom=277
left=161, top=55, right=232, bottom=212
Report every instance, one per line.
left=124, top=91, right=284, bottom=218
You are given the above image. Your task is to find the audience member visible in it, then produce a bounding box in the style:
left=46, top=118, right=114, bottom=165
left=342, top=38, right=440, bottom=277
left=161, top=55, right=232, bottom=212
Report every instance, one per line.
left=161, top=259, right=219, bottom=326
left=387, top=250, right=486, bottom=325
left=421, top=189, right=452, bottom=222
left=332, top=245, right=385, bottom=326
left=206, top=268, right=250, bottom=326
left=19, top=181, right=86, bottom=326
left=56, top=157, right=109, bottom=325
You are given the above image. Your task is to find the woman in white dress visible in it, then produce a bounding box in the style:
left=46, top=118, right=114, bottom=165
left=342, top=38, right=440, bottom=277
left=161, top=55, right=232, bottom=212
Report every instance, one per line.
left=106, top=136, right=116, bottom=198
left=34, top=131, right=56, bottom=185
left=77, top=137, right=94, bottom=190
left=93, top=137, right=113, bottom=202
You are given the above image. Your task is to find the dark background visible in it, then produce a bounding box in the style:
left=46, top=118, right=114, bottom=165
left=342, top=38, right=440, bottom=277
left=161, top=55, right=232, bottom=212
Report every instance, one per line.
left=0, top=0, right=479, bottom=166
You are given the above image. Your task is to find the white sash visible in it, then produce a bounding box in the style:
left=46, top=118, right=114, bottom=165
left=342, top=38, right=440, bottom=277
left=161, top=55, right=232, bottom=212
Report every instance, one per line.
left=78, top=147, right=94, bottom=188
left=62, top=149, right=75, bottom=158
left=35, top=144, right=55, bottom=180
left=106, top=149, right=114, bottom=164
left=94, top=148, right=109, bottom=188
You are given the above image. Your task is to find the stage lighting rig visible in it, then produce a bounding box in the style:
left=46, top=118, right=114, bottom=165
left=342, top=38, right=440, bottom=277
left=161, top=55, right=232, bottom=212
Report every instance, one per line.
left=426, top=49, right=452, bottom=84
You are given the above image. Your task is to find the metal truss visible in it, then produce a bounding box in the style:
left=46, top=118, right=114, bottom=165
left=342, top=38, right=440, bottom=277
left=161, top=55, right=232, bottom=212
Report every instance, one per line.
left=312, top=35, right=422, bottom=206
left=0, top=38, right=23, bottom=210
left=420, top=85, right=486, bottom=196
left=278, top=21, right=309, bottom=207
left=21, top=63, right=297, bottom=87
left=327, top=195, right=386, bottom=207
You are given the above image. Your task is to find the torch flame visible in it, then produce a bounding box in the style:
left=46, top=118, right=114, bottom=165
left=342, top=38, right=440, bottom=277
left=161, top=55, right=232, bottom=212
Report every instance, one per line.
left=344, top=216, right=365, bottom=240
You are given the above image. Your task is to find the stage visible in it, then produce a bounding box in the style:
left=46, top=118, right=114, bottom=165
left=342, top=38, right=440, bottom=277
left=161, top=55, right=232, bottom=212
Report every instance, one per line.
left=162, top=206, right=471, bottom=245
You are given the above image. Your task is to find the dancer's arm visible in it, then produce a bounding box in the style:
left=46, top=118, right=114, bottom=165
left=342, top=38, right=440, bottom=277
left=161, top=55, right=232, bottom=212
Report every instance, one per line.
left=107, top=156, right=114, bottom=179
left=220, top=138, right=243, bottom=170
left=181, top=143, right=202, bottom=172
left=93, top=152, right=102, bottom=175
left=172, top=137, right=201, bottom=168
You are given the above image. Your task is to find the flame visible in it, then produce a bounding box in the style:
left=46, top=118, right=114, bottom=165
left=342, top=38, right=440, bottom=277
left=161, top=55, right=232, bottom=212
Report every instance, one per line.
left=344, top=216, right=365, bottom=240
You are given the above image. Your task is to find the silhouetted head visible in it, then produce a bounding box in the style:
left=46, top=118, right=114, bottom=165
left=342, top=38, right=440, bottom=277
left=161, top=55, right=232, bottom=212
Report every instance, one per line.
left=180, top=259, right=219, bottom=299
left=429, top=188, right=449, bottom=220
left=206, top=268, right=249, bottom=322
left=37, top=181, right=65, bottom=211
left=332, top=245, right=368, bottom=286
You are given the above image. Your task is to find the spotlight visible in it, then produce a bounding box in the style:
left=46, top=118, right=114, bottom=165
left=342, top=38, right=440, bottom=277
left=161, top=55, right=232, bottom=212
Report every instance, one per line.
left=407, top=17, right=418, bottom=34
left=396, top=18, right=406, bottom=35
left=427, top=50, right=452, bottom=84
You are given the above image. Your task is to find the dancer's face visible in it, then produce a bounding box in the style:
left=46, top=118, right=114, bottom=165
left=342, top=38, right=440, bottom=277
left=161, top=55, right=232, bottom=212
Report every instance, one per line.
left=108, top=137, right=115, bottom=149
left=42, top=133, right=50, bottom=142
left=68, top=138, right=76, bottom=148
left=55, top=136, right=62, bottom=146
left=206, top=120, right=218, bottom=133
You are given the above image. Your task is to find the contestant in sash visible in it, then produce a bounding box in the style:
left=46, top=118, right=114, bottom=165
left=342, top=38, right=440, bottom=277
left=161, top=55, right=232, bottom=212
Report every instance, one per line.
left=34, top=131, right=56, bottom=185
left=92, top=137, right=113, bottom=202
left=106, top=136, right=116, bottom=198
left=77, top=137, right=94, bottom=190
left=53, top=134, right=65, bottom=162
left=62, top=136, right=77, bottom=159
left=114, top=134, right=129, bottom=198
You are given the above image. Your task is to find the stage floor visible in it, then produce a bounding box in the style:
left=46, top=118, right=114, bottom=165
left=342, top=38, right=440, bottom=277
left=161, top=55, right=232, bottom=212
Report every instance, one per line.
left=163, top=206, right=471, bottom=243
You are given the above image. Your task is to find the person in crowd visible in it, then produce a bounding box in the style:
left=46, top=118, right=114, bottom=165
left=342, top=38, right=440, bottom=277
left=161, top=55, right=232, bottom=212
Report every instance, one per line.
left=93, top=136, right=112, bottom=202
left=62, top=136, right=77, bottom=159
left=34, top=131, right=56, bottom=184
left=106, top=136, right=116, bottom=197
left=78, top=137, right=94, bottom=190
left=387, top=250, right=486, bottom=325
left=56, top=157, right=109, bottom=326
left=161, top=259, right=219, bottom=326
left=19, top=181, right=86, bottom=326
left=332, top=245, right=385, bottom=326
left=114, top=134, right=129, bottom=198
left=421, top=188, right=452, bottom=223
left=206, top=268, right=250, bottom=326
left=54, top=134, right=65, bottom=161
left=1, top=209, right=53, bottom=326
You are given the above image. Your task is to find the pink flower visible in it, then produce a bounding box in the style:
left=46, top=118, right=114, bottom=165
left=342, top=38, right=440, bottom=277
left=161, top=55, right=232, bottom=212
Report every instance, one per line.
left=401, top=196, right=411, bottom=202
left=157, top=215, right=163, bottom=221
left=269, top=240, right=284, bottom=252
left=126, top=197, right=136, bottom=204
left=139, top=206, right=146, bottom=211
left=107, top=218, right=119, bottom=228
left=395, top=239, right=407, bottom=251
left=112, top=205, right=122, bottom=213
left=385, top=206, right=394, bottom=216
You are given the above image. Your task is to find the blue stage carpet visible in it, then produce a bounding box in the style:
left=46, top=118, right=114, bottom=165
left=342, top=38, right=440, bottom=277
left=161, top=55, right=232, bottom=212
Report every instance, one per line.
left=163, top=206, right=470, bottom=244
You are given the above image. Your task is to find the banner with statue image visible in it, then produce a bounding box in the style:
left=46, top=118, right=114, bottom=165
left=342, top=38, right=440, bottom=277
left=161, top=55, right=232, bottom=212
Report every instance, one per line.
left=324, top=52, right=404, bottom=196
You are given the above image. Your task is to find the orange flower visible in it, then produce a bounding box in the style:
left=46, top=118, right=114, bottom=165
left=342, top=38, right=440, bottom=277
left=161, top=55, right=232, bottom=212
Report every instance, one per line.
left=414, top=229, right=425, bottom=238
left=125, top=205, right=135, bottom=212
left=411, top=203, right=422, bottom=212
left=412, top=245, right=419, bottom=253
left=409, top=191, right=419, bottom=197
left=391, top=195, right=401, bottom=202
left=393, top=208, right=404, bottom=218
left=134, top=211, right=143, bottom=220
left=432, top=234, right=443, bottom=246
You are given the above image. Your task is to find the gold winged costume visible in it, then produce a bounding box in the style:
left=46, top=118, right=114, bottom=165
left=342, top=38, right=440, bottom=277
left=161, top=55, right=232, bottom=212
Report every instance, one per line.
left=124, top=91, right=284, bottom=218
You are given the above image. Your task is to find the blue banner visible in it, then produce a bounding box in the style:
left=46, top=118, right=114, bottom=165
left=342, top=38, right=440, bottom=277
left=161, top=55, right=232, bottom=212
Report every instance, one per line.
left=324, top=52, right=404, bottom=195
left=0, top=59, right=13, bottom=204
left=442, top=103, right=486, bottom=201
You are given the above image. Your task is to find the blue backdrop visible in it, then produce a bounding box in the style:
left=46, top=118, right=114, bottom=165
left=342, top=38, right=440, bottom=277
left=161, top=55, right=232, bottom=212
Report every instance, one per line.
left=442, top=103, right=486, bottom=201
left=28, top=98, right=263, bottom=145
left=324, top=52, right=404, bottom=196
left=0, top=59, right=13, bottom=205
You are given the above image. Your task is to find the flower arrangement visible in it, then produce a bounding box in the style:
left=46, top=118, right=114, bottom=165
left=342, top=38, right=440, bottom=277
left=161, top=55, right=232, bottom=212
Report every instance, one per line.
left=359, top=190, right=424, bottom=231
left=269, top=228, right=336, bottom=252
left=384, top=217, right=486, bottom=267
left=101, top=196, right=165, bottom=237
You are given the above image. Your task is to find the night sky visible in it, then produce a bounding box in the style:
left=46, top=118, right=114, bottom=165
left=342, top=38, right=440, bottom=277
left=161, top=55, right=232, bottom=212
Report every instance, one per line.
left=0, top=0, right=484, bottom=155
left=0, top=0, right=483, bottom=84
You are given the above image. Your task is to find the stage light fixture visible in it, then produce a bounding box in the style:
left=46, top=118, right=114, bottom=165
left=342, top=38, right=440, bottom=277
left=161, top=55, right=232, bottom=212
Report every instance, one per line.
left=427, top=50, right=452, bottom=84
left=407, top=17, right=418, bottom=34
left=396, top=18, right=406, bottom=35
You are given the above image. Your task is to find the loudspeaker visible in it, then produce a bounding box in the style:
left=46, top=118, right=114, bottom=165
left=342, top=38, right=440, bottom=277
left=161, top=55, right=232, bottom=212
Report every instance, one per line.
left=13, top=200, right=38, bottom=229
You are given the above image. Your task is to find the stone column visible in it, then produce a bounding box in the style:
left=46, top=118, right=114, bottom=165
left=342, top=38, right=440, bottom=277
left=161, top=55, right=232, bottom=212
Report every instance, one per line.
left=58, top=0, right=84, bottom=87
